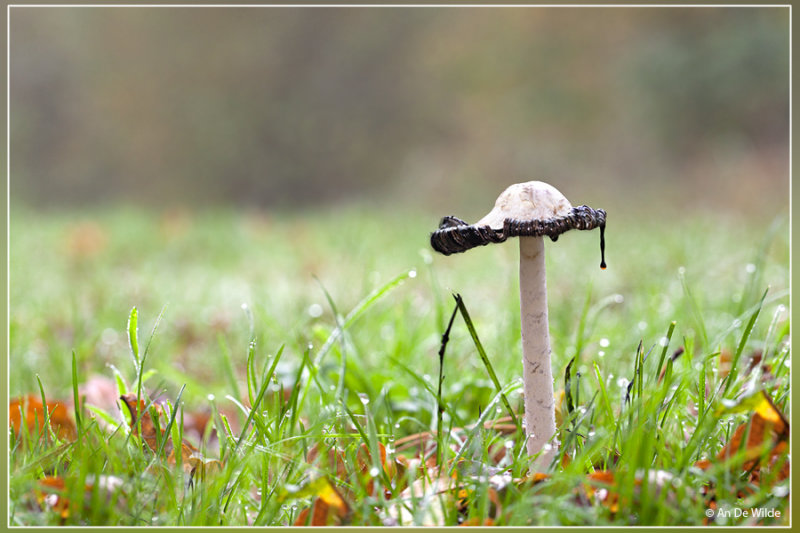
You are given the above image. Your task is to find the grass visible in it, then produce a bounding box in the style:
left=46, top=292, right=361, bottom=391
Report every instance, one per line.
left=8, top=204, right=790, bottom=526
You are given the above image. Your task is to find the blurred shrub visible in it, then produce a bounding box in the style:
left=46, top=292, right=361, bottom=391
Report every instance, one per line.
left=9, top=7, right=789, bottom=213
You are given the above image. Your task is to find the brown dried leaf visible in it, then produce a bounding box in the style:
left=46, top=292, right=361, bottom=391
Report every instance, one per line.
left=118, top=394, right=222, bottom=482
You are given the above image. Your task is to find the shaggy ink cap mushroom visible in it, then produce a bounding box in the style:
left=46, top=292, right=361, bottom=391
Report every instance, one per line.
left=430, top=180, right=607, bottom=466
left=431, top=181, right=607, bottom=268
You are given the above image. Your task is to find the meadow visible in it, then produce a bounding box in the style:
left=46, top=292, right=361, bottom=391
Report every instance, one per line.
left=8, top=204, right=790, bottom=526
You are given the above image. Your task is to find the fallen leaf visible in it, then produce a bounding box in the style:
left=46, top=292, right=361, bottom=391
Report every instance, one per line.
left=35, top=476, right=70, bottom=519
left=291, top=477, right=350, bottom=526
left=118, top=393, right=222, bottom=483
left=34, top=474, right=124, bottom=521
left=715, top=392, right=789, bottom=475
left=9, top=395, right=76, bottom=442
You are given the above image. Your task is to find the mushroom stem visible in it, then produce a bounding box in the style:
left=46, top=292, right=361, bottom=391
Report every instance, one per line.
left=519, top=235, right=558, bottom=466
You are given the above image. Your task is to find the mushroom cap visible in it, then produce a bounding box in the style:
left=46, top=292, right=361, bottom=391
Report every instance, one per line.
left=430, top=180, right=607, bottom=257
left=475, top=181, right=572, bottom=230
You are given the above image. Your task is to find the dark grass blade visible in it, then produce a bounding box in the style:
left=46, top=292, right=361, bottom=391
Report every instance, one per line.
left=436, top=299, right=460, bottom=468
left=564, top=357, right=576, bottom=416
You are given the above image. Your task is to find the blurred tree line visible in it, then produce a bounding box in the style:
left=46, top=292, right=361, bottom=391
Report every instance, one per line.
left=10, top=7, right=789, bottom=214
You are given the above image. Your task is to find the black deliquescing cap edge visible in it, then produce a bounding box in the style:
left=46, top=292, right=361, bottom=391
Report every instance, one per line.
left=430, top=205, right=606, bottom=256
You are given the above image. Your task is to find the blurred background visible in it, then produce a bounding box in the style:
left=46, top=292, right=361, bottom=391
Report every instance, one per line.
left=10, top=6, right=790, bottom=217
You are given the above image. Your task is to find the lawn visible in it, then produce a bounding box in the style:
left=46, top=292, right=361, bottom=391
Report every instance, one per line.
left=8, top=204, right=790, bottom=526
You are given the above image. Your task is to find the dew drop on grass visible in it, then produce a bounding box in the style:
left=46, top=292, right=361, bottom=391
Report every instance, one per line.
left=745, top=263, right=757, bottom=274
left=637, top=321, right=647, bottom=331
left=694, top=363, right=703, bottom=371
left=598, top=351, right=605, bottom=357
left=504, top=440, right=514, bottom=449
left=394, top=423, right=401, bottom=430
left=613, top=294, right=624, bottom=304
left=678, top=266, right=686, bottom=275
left=616, top=377, right=629, bottom=389
left=784, top=359, right=791, bottom=368
left=369, top=466, right=380, bottom=477
left=408, top=269, right=417, bottom=278
left=307, top=303, right=323, bottom=318
left=359, top=394, right=370, bottom=406
left=599, top=338, right=610, bottom=348
left=207, top=393, right=215, bottom=402
left=659, top=336, right=670, bottom=347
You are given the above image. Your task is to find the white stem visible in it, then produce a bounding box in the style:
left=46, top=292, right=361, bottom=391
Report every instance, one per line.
left=519, top=236, right=558, bottom=467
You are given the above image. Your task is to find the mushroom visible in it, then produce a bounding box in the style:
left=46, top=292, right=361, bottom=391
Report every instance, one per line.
left=430, top=181, right=606, bottom=466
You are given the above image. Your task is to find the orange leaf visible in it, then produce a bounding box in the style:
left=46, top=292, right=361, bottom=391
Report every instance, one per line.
left=9, top=395, right=77, bottom=441
left=460, top=517, right=495, bottom=526
left=584, top=471, right=619, bottom=513
left=35, top=476, right=70, bottom=519
left=293, top=478, right=350, bottom=526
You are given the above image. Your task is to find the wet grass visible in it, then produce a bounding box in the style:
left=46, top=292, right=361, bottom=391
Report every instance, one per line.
left=8, top=204, right=790, bottom=526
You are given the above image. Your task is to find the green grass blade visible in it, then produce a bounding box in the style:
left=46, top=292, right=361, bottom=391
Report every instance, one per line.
left=314, top=269, right=412, bottom=366
left=722, top=287, right=768, bottom=397
left=217, top=333, right=241, bottom=400
left=593, top=362, right=615, bottom=422
left=454, top=294, right=518, bottom=427
left=653, top=321, right=676, bottom=386
left=157, top=384, right=186, bottom=458
left=71, top=351, right=82, bottom=435
left=128, top=306, right=140, bottom=369
left=679, top=269, right=708, bottom=349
